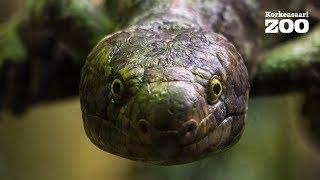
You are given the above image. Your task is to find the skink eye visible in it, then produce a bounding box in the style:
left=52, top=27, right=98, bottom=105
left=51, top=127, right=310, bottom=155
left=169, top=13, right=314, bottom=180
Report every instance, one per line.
left=111, top=79, right=124, bottom=98
left=209, top=77, right=223, bottom=100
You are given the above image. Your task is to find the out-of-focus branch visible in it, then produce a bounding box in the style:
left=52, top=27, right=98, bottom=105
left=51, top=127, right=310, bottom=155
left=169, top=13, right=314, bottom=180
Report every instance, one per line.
left=28, top=0, right=115, bottom=58
left=104, top=0, right=146, bottom=27
left=0, top=19, right=26, bottom=66
left=0, top=0, right=116, bottom=113
left=251, top=25, right=320, bottom=95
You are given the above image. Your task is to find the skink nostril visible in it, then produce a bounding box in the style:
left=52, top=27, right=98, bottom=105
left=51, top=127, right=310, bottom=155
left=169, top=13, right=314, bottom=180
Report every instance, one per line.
left=183, top=119, right=198, bottom=133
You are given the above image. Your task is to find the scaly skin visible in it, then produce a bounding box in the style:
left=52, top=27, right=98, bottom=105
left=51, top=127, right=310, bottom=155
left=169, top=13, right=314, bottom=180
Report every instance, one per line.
left=105, top=0, right=310, bottom=72
left=81, top=0, right=316, bottom=165
left=0, top=0, right=316, bottom=111
left=0, top=0, right=319, bottom=164
left=80, top=0, right=250, bottom=165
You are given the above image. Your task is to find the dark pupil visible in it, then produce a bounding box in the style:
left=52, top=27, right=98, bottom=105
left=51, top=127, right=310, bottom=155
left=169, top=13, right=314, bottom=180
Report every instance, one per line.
left=113, top=82, right=121, bottom=94
left=213, top=83, right=221, bottom=95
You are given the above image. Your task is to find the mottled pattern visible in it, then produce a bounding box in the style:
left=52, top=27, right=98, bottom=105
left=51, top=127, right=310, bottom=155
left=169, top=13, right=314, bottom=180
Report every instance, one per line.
left=188, top=0, right=309, bottom=71
left=80, top=13, right=249, bottom=164
left=0, top=0, right=318, bottom=155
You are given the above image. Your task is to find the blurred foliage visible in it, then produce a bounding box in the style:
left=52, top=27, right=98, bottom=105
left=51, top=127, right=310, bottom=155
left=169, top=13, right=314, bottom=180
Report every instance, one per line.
left=0, top=19, right=26, bottom=66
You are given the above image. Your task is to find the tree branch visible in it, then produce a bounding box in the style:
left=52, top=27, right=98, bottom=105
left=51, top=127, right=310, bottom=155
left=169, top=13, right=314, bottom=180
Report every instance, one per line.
left=28, top=0, right=115, bottom=58
left=0, top=0, right=116, bottom=113
left=252, top=25, right=320, bottom=95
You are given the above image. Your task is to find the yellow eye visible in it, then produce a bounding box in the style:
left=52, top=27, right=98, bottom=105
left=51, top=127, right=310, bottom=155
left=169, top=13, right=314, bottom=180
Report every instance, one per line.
left=209, top=78, right=223, bottom=100
left=111, top=79, right=124, bottom=97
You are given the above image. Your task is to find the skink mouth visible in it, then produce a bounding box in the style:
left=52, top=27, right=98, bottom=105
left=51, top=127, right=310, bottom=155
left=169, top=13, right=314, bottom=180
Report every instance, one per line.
left=130, top=112, right=246, bottom=164
left=181, top=112, right=246, bottom=147
left=136, top=111, right=246, bottom=148
left=83, top=110, right=246, bottom=165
